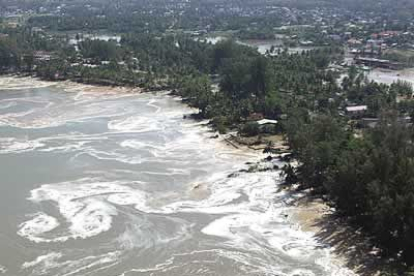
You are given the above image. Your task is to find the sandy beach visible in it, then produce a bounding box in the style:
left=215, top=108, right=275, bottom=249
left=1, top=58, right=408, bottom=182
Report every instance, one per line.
left=226, top=132, right=393, bottom=276
left=288, top=189, right=395, bottom=276
left=0, top=75, right=144, bottom=94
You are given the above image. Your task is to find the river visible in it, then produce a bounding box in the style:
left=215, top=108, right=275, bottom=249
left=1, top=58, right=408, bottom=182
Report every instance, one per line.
left=0, top=77, right=355, bottom=276
left=202, top=36, right=317, bottom=55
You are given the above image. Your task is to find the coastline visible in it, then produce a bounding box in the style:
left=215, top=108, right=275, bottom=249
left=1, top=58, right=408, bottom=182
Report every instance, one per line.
left=0, top=75, right=144, bottom=94
left=0, top=75, right=386, bottom=275
left=0, top=72, right=158, bottom=92
left=288, top=191, right=389, bottom=276
left=224, top=134, right=392, bottom=276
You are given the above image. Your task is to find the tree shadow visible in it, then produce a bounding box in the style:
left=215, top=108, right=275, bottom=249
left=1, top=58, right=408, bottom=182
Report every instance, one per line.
left=284, top=190, right=398, bottom=276
left=312, top=213, right=386, bottom=275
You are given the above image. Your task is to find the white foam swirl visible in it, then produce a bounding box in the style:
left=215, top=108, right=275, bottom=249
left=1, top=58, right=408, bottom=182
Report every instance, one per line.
left=18, top=213, right=60, bottom=243
left=22, top=251, right=120, bottom=276
left=3, top=78, right=357, bottom=275
left=19, top=179, right=147, bottom=242
left=0, top=138, right=45, bottom=154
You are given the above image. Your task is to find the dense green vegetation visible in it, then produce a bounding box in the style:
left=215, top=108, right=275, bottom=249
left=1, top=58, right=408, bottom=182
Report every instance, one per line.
left=174, top=36, right=414, bottom=271
left=284, top=85, right=414, bottom=271
left=4, top=0, right=414, bottom=272
left=175, top=41, right=343, bottom=132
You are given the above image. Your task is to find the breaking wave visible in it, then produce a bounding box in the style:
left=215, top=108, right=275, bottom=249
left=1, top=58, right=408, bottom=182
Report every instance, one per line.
left=0, top=78, right=356, bottom=276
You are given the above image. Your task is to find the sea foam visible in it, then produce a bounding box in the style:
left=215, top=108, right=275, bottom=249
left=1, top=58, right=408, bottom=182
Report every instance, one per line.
left=22, top=251, right=120, bottom=276
left=19, top=178, right=147, bottom=242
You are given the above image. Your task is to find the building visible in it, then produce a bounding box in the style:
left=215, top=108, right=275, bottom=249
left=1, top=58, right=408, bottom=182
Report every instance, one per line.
left=257, top=119, right=279, bottom=134
left=360, top=118, right=379, bottom=128
left=346, top=105, right=368, bottom=118
left=355, top=57, right=404, bottom=70
left=34, top=51, right=52, bottom=61
left=257, top=119, right=278, bottom=126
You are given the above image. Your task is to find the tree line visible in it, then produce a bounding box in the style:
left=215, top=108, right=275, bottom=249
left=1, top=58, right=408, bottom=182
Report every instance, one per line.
left=3, top=24, right=414, bottom=273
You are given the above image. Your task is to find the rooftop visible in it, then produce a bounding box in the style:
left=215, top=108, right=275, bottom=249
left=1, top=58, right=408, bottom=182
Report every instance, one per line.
left=346, top=105, right=368, bottom=112
left=257, top=119, right=278, bottom=125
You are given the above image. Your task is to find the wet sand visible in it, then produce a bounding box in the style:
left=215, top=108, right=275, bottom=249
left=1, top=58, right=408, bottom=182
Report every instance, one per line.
left=226, top=134, right=379, bottom=275
left=226, top=132, right=390, bottom=276
left=288, top=189, right=393, bottom=276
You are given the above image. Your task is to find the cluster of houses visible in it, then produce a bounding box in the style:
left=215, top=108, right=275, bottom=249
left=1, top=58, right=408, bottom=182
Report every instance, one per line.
left=345, top=30, right=414, bottom=70
left=345, top=105, right=412, bottom=128
left=354, top=57, right=404, bottom=70
left=240, top=103, right=408, bottom=136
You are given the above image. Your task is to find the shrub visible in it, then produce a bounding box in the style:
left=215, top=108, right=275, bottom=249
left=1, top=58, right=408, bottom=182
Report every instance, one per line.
left=240, top=122, right=260, bottom=137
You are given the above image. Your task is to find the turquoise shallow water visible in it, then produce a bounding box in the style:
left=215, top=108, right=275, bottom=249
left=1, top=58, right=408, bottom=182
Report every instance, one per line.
left=0, top=77, right=355, bottom=276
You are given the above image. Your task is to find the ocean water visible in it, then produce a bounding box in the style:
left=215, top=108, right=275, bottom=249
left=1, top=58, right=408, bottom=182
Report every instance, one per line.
left=200, top=36, right=316, bottom=56
left=0, top=77, right=355, bottom=276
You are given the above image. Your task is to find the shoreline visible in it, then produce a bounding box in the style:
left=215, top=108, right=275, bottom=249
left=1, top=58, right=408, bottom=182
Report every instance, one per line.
left=0, top=72, right=168, bottom=93
left=0, top=75, right=390, bottom=275
left=0, top=74, right=145, bottom=94
left=225, top=134, right=393, bottom=276
left=281, top=181, right=401, bottom=276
